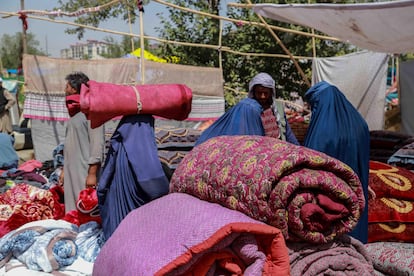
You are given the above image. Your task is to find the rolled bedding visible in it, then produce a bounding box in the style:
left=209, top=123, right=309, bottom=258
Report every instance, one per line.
left=170, top=135, right=365, bottom=244
left=0, top=219, right=78, bottom=273
left=93, top=193, right=290, bottom=276
left=287, top=235, right=375, bottom=275
left=80, top=80, right=193, bottom=128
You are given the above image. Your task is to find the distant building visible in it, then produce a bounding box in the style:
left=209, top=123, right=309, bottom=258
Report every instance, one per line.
left=60, top=40, right=110, bottom=60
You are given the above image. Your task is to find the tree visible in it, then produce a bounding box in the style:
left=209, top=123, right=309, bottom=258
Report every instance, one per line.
left=100, top=36, right=123, bottom=58
left=0, top=32, right=47, bottom=69
left=56, top=0, right=150, bottom=40
left=155, top=1, right=221, bottom=67
left=221, top=0, right=354, bottom=104
left=54, top=0, right=355, bottom=109
left=156, top=0, right=355, bottom=109
left=99, top=35, right=151, bottom=59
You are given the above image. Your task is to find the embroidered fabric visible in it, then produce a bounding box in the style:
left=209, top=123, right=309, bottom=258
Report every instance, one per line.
left=261, top=108, right=280, bottom=139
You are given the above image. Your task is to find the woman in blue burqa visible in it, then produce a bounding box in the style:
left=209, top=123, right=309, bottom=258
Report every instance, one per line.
left=97, top=114, right=169, bottom=240
left=303, top=81, right=370, bottom=244
left=195, top=72, right=299, bottom=146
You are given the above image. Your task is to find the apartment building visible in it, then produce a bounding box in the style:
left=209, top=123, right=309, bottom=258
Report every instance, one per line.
left=60, top=40, right=109, bottom=59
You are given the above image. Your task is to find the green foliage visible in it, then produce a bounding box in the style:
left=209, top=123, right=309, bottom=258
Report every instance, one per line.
left=56, top=0, right=150, bottom=40
left=24, top=0, right=358, bottom=110
left=100, top=35, right=151, bottom=58
left=155, top=1, right=220, bottom=67
left=155, top=0, right=355, bottom=109
left=0, top=33, right=46, bottom=69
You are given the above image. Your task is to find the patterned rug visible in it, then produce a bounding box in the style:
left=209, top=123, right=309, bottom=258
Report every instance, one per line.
left=368, top=161, right=414, bottom=242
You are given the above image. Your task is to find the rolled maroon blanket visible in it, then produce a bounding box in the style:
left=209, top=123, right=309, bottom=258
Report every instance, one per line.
left=171, top=135, right=365, bottom=244
left=80, top=80, right=192, bottom=128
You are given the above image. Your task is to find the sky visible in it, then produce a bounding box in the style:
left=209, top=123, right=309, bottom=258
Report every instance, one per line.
left=0, top=1, right=167, bottom=57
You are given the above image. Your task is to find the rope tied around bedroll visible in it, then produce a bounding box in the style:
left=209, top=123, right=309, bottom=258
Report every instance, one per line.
left=80, top=80, right=193, bottom=128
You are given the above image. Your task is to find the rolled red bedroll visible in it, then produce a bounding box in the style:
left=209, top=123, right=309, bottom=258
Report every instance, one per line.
left=80, top=80, right=193, bottom=128
left=171, top=135, right=365, bottom=244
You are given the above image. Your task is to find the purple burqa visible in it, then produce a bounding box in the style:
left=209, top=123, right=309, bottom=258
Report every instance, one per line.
left=97, top=114, right=169, bottom=240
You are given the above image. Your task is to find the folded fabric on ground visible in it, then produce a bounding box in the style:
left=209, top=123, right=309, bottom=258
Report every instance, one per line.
left=93, top=193, right=291, bottom=276
left=0, top=219, right=78, bottom=273
left=80, top=80, right=193, bottom=128
left=287, top=235, right=374, bottom=275
left=365, top=242, right=414, bottom=276
left=0, top=220, right=103, bottom=275
left=0, top=184, right=65, bottom=238
left=0, top=257, right=93, bottom=276
left=171, top=135, right=365, bottom=244
left=75, top=221, right=105, bottom=263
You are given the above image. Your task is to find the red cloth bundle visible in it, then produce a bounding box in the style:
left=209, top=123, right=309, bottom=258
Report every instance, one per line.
left=80, top=80, right=193, bottom=128
left=63, top=188, right=101, bottom=227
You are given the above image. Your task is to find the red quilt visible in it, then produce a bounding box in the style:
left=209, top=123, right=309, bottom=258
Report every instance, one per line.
left=0, top=184, right=65, bottom=237
left=369, top=160, right=414, bottom=200
left=368, top=161, right=414, bottom=242
left=171, top=135, right=365, bottom=244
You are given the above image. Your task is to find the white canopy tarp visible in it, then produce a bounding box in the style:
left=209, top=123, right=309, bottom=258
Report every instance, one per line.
left=312, top=51, right=388, bottom=130
left=253, top=0, right=414, bottom=54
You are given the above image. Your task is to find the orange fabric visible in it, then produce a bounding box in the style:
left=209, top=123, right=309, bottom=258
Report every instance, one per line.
left=155, top=222, right=290, bottom=276
left=184, top=251, right=243, bottom=276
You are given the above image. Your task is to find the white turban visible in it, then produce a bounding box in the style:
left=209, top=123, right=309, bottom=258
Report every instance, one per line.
left=248, top=72, right=275, bottom=98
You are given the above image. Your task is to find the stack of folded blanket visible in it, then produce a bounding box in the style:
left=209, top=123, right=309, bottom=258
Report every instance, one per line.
left=366, top=160, right=414, bottom=276
left=368, top=160, right=414, bottom=242
left=155, top=126, right=201, bottom=172
left=93, top=193, right=291, bottom=275
left=168, top=135, right=375, bottom=275
left=171, top=135, right=365, bottom=244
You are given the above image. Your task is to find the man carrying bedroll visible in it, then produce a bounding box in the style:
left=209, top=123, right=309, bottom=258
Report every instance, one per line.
left=0, top=77, right=16, bottom=134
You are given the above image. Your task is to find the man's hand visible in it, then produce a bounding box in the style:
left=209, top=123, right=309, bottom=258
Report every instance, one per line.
left=85, top=163, right=100, bottom=189
left=85, top=174, right=98, bottom=189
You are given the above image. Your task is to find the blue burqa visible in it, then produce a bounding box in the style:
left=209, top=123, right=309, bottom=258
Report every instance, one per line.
left=303, top=81, right=370, bottom=243
left=195, top=98, right=264, bottom=146
left=195, top=98, right=298, bottom=146
left=97, top=115, right=169, bottom=240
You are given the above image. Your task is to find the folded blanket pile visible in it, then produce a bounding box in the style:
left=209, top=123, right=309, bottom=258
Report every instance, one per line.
left=171, top=135, right=365, bottom=244
left=368, top=160, right=414, bottom=242
left=0, top=184, right=65, bottom=238
left=287, top=235, right=374, bottom=275
left=365, top=241, right=414, bottom=275
left=0, top=219, right=78, bottom=273
left=93, top=193, right=291, bottom=276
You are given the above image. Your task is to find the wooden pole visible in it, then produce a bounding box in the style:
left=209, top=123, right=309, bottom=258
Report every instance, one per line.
left=20, top=0, right=28, bottom=55
left=309, top=0, right=316, bottom=58
left=245, top=0, right=311, bottom=87
left=218, top=20, right=223, bottom=69
left=127, top=3, right=135, bottom=51
left=139, top=10, right=145, bottom=84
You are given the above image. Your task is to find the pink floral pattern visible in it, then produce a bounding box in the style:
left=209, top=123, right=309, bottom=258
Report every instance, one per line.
left=365, top=242, right=414, bottom=275
left=170, top=135, right=365, bottom=244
